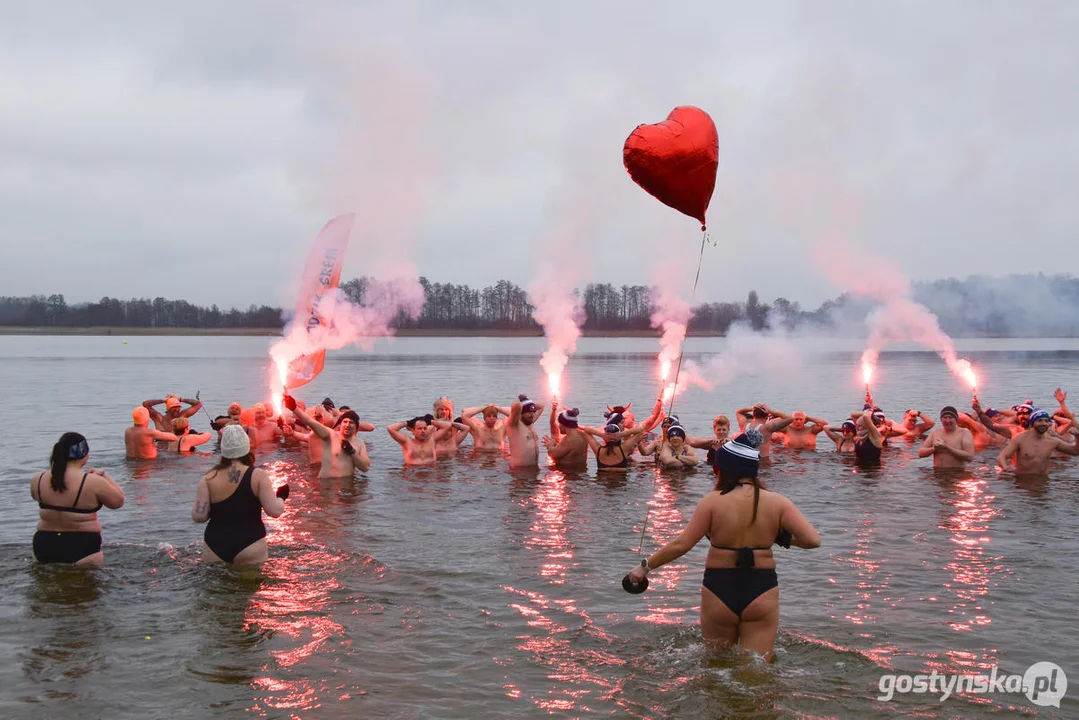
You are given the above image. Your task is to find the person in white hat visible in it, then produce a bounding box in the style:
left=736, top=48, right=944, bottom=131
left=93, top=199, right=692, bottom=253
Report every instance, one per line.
left=191, top=425, right=289, bottom=565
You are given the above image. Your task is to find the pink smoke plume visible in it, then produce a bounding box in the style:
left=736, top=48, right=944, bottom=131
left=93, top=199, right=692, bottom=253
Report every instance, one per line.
left=529, top=263, right=585, bottom=399
left=678, top=324, right=800, bottom=392
left=860, top=297, right=977, bottom=391
left=822, top=237, right=977, bottom=391
left=273, top=281, right=423, bottom=356
left=800, top=190, right=977, bottom=391
left=273, top=22, right=434, bottom=407
left=650, top=263, right=693, bottom=387
left=268, top=279, right=424, bottom=401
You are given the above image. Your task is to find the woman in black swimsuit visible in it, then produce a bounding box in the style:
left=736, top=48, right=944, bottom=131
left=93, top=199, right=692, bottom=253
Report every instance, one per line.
left=30, top=432, right=125, bottom=566
left=586, top=414, right=648, bottom=472
left=853, top=409, right=885, bottom=462
left=191, top=425, right=289, bottom=565
left=626, top=430, right=820, bottom=660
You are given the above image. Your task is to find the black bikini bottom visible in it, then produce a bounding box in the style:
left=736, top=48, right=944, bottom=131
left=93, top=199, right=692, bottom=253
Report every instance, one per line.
left=702, top=567, right=778, bottom=616
left=33, top=530, right=102, bottom=564
left=204, top=521, right=266, bottom=564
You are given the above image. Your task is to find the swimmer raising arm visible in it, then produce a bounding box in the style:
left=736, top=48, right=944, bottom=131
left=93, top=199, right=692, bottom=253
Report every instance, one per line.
left=972, top=397, right=1013, bottom=441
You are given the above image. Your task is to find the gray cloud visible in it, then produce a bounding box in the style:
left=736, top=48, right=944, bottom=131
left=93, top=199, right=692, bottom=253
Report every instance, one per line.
left=2, top=1, right=1077, bottom=309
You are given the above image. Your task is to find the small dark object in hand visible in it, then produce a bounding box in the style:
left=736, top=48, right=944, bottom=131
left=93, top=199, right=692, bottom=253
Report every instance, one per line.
left=342, top=440, right=356, bottom=456
left=775, top=528, right=792, bottom=549
left=276, top=484, right=290, bottom=500
left=622, top=574, right=649, bottom=594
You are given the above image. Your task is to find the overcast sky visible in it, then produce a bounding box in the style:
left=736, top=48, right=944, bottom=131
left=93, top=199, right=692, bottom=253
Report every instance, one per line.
left=2, top=1, right=1077, bottom=309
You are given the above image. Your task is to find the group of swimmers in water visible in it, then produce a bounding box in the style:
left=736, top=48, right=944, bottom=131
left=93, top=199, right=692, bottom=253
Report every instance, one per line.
left=30, top=385, right=1079, bottom=660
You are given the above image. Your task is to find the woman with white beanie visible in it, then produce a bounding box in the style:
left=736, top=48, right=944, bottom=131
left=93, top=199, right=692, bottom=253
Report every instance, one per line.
left=191, top=424, right=289, bottom=565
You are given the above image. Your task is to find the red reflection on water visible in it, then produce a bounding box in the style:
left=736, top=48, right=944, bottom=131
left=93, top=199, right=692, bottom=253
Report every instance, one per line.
left=835, top=516, right=890, bottom=628
left=500, top=472, right=626, bottom=714
left=245, top=464, right=350, bottom=716
left=522, top=471, right=572, bottom=584
left=631, top=473, right=698, bottom=628
left=939, top=476, right=1000, bottom=636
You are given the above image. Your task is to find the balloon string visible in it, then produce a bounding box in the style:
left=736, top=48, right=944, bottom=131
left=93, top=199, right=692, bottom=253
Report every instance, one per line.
left=639, top=228, right=711, bottom=552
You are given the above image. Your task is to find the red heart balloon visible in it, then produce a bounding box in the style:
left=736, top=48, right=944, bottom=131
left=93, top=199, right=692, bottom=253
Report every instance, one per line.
left=623, top=106, right=719, bottom=230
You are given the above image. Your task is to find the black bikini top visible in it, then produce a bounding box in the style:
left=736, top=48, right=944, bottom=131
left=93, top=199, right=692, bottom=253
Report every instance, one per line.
left=37, top=472, right=102, bottom=514
left=596, top=442, right=628, bottom=468
left=709, top=482, right=776, bottom=568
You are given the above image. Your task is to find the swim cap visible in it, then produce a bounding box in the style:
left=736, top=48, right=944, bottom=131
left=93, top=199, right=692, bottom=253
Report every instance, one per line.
left=1030, top=409, right=1051, bottom=423
left=132, top=406, right=150, bottom=425
left=666, top=425, right=686, bottom=440
left=940, top=406, right=959, bottom=420
left=165, top=396, right=181, bottom=410
left=872, top=411, right=887, bottom=424
left=841, top=420, right=857, bottom=432
left=220, top=425, right=251, bottom=459
left=557, top=408, right=580, bottom=429
left=518, top=395, right=538, bottom=413
left=713, top=432, right=761, bottom=478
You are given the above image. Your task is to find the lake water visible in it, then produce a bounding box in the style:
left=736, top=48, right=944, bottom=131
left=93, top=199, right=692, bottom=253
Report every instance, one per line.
left=0, top=335, right=1076, bottom=719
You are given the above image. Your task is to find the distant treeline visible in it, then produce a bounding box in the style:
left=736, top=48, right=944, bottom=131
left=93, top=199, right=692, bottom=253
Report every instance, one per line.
left=3, top=273, right=1078, bottom=336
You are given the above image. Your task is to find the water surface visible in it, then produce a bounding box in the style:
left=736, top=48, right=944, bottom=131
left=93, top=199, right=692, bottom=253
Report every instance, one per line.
left=1, top=335, right=1076, bottom=718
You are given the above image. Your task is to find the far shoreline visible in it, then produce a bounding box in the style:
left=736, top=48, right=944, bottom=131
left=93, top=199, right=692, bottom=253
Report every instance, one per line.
left=0, top=325, right=729, bottom=338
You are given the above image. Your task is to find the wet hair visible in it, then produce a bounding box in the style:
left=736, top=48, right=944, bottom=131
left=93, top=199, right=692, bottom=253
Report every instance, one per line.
left=751, top=407, right=768, bottom=420
left=482, top=404, right=499, bottom=418
left=49, top=432, right=87, bottom=493
left=213, top=452, right=255, bottom=470
left=714, top=468, right=766, bottom=524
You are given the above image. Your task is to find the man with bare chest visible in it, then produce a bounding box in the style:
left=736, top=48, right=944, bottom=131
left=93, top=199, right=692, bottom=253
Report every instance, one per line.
left=997, top=409, right=1079, bottom=475
left=506, top=394, right=545, bottom=469
left=387, top=414, right=459, bottom=466
left=917, top=406, right=974, bottom=470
